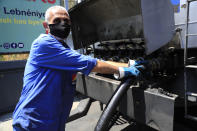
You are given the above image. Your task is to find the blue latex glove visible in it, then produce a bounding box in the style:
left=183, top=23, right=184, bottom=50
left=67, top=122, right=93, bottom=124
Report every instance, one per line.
left=114, top=66, right=141, bottom=79
left=128, top=59, right=148, bottom=67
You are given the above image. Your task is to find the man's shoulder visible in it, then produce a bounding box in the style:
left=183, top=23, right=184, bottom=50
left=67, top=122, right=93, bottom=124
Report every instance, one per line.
left=29, top=34, right=56, bottom=57
left=34, top=34, right=55, bottom=44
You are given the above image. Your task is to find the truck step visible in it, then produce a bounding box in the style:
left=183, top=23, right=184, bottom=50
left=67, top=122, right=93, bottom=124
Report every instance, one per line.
left=186, top=92, right=197, bottom=102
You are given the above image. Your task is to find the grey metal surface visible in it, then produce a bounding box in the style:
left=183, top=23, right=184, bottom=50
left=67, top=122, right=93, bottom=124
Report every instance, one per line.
left=0, top=60, right=26, bottom=113
left=69, top=0, right=175, bottom=55
left=119, top=87, right=176, bottom=131
left=76, top=73, right=177, bottom=131
left=141, top=0, right=175, bottom=54
left=174, top=0, right=197, bottom=48
left=76, top=73, right=120, bottom=104
left=144, top=89, right=176, bottom=131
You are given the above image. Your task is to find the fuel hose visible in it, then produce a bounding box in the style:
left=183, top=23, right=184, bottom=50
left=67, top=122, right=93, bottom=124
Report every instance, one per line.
left=94, top=78, right=135, bottom=131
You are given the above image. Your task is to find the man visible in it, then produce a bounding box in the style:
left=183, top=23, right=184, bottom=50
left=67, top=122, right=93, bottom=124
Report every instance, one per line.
left=12, top=5, right=141, bottom=131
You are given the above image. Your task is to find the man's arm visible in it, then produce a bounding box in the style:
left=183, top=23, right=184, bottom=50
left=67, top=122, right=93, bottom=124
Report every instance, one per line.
left=105, top=61, right=128, bottom=67
left=91, top=60, right=127, bottom=74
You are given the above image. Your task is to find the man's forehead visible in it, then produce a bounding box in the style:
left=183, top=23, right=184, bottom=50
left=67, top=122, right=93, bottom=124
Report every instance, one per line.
left=51, top=8, right=68, bottom=17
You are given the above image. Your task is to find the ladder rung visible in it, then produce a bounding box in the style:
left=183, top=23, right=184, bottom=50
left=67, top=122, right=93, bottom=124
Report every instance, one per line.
left=187, top=92, right=197, bottom=97
left=188, top=0, right=197, bottom=3
left=185, top=115, right=197, bottom=122
left=186, top=65, right=197, bottom=69
left=186, top=34, right=197, bottom=36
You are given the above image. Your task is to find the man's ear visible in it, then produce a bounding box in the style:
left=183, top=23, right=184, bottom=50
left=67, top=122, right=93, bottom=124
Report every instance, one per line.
left=43, top=21, right=48, bottom=29
left=43, top=21, right=49, bottom=34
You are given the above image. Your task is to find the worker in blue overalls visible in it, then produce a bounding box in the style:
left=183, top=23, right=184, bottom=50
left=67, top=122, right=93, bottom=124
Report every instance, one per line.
left=12, top=5, right=142, bottom=131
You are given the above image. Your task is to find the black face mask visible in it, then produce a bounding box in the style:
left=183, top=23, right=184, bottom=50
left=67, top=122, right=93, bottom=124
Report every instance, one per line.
left=48, top=21, right=71, bottom=39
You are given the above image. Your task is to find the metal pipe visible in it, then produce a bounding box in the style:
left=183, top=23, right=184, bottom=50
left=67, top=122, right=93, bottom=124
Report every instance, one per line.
left=94, top=78, right=134, bottom=131
left=184, top=0, right=190, bottom=118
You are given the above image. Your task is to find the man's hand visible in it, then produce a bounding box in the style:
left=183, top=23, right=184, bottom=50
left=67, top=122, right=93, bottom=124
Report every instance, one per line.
left=114, top=66, right=141, bottom=79
left=128, top=59, right=147, bottom=73
left=128, top=59, right=147, bottom=67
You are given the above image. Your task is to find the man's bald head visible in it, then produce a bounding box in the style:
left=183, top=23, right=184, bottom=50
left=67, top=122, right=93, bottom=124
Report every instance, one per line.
left=45, top=6, right=68, bottom=23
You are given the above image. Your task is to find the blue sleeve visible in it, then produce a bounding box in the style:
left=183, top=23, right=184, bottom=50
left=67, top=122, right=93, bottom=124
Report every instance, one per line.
left=29, top=36, right=97, bottom=75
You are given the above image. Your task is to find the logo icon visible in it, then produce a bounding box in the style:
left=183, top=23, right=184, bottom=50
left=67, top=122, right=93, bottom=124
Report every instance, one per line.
left=3, top=43, right=10, bottom=49
left=11, top=43, right=18, bottom=49
left=18, top=43, right=24, bottom=48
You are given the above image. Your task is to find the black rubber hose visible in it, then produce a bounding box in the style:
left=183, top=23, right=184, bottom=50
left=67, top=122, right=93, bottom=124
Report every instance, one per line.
left=94, top=78, right=134, bottom=131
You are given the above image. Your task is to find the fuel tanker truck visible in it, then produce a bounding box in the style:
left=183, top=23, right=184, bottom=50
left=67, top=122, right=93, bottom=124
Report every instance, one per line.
left=68, top=0, right=197, bottom=130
